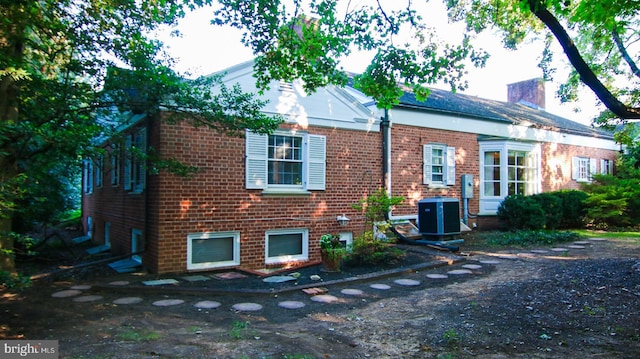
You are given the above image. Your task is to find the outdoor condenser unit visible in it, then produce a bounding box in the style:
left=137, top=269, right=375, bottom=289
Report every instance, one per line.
left=418, top=197, right=461, bottom=236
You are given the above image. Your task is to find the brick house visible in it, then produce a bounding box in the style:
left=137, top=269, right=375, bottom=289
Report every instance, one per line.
left=82, top=63, right=619, bottom=274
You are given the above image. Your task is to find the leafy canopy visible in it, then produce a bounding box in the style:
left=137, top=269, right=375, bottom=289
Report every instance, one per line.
left=215, top=0, right=640, bottom=127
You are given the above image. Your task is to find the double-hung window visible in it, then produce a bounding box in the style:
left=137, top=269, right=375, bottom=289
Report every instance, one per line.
left=110, top=144, right=120, bottom=186
left=600, top=159, right=614, bottom=175
left=83, top=159, right=93, bottom=194
left=479, top=141, right=540, bottom=214
left=246, top=130, right=326, bottom=192
left=572, top=157, right=596, bottom=182
left=423, top=144, right=456, bottom=186
left=124, top=128, right=146, bottom=192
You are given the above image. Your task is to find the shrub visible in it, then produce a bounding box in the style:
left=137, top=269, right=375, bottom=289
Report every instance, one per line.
left=497, top=195, right=546, bottom=230
left=345, top=231, right=405, bottom=266
left=582, top=174, right=640, bottom=228
left=485, top=230, right=583, bottom=246
left=497, top=191, right=589, bottom=230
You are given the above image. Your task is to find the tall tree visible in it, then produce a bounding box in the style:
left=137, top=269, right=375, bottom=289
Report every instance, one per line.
left=214, top=0, right=639, bottom=125
left=0, top=0, right=281, bottom=271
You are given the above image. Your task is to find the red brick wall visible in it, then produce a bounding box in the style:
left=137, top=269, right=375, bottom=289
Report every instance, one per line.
left=389, top=124, right=480, bottom=224
left=150, top=119, right=382, bottom=273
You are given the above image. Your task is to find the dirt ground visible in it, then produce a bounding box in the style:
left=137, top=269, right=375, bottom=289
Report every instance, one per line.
left=1, top=232, right=639, bottom=359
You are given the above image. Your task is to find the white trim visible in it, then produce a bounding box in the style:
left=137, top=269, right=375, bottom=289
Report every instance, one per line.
left=265, top=228, right=309, bottom=264
left=390, top=108, right=618, bottom=151
left=187, top=231, right=240, bottom=270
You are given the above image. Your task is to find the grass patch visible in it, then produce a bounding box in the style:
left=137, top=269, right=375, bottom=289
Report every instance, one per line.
left=571, top=229, right=640, bottom=244
left=115, top=327, right=161, bottom=342
left=466, top=230, right=583, bottom=247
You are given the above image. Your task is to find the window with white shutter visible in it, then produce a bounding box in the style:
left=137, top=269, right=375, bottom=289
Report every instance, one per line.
left=572, top=157, right=595, bottom=182
left=246, top=130, right=326, bottom=192
left=423, top=144, right=456, bottom=186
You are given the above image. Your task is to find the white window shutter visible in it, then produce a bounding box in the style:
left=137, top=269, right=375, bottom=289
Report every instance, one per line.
left=306, top=134, right=326, bottom=190
left=423, top=145, right=432, bottom=185
left=571, top=157, right=579, bottom=180
left=446, top=146, right=456, bottom=185
left=124, top=134, right=132, bottom=191
left=589, top=158, right=596, bottom=178
left=137, top=128, right=147, bottom=191
left=245, top=130, right=268, bottom=189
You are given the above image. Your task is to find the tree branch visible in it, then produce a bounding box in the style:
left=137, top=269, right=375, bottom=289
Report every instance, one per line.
left=528, top=0, right=640, bottom=119
left=612, top=23, right=640, bottom=80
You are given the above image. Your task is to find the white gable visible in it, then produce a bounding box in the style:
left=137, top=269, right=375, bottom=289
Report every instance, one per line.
left=213, top=61, right=380, bottom=132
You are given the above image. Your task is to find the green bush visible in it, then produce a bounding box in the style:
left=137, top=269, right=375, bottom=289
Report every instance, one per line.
left=485, top=230, right=583, bottom=246
left=582, top=174, right=640, bottom=228
left=497, top=191, right=589, bottom=230
left=497, top=195, right=546, bottom=230
left=345, top=231, right=405, bottom=266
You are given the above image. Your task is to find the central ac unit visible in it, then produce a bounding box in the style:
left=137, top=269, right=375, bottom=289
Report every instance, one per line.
left=418, top=197, right=460, bottom=236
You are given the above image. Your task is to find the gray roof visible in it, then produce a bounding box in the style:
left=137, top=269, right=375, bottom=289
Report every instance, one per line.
left=397, top=88, right=614, bottom=139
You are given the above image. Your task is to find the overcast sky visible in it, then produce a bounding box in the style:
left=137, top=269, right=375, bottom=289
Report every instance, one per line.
left=155, top=3, right=603, bottom=126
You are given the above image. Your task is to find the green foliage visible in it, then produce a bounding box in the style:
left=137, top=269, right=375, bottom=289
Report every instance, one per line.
left=319, top=233, right=349, bottom=260
left=0, top=270, right=32, bottom=291
left=351, top=188, right=405, bottom=227
left=229, top=321, right=250, bottom=340
left=345, top=231, right=405, bottom=267
left=497, top=191, right=588, bottom=230
left=497, top=195, right=546, bottom=230
left=582, top=174, right=640, bottom=228
left=484, top=230, right=583, bottom=247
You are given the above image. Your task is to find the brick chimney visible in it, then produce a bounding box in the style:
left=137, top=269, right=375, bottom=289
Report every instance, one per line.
left=507, top=78, right=545, bottom=110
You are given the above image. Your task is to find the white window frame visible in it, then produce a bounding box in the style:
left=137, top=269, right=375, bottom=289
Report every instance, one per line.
left=95, top=154, right=104, bottom=188
left=246, top=130, right=326, bottom=193
left=600, top=158, right=614, bottom=175
left=423, top=144, right=455, bottom=186
left=124, top=128, right=146, bottom=193
left=111, top=144, right=120, bottom=186
left=265, top=228, right=309, bottom=264
left=83, top=159, right=93, bottom=194
left=479, top=141, right=541, bottom=214
left=572, top=156, right=596, bottom=182
left=187, top=231, right=240, bottom=270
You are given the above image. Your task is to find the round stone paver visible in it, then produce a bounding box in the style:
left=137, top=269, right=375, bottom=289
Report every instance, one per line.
left=589, top=238, right=607, bottom=241
left=573, top=241, right=590, bottom=245
left=530, top=249, right=549, bottom=254
left=262, top=275, right=296, bottom=283
left=567, top=245, right=586, bottom=249
left=479, top=259, right=501, bottom=264
left=51, top=289, right=82, bottom=298
left=394, top=279, right=421, bottom=286
left=232, top=302, right=263, bottom=311
left=341, top=288, right=364, bottom=296
left=426, top=273, right=448, bottom=279
left=448, top=269, right=473, bottom=275
left=551, top=247, right=569, bottom=252
left=310, top=294, right=339, bottom=303
left=370, top=283, right=391, bottom=290
left=70, top=285, right=91, bottom=290
left=153, top=299, right=185, bottom=307
left=278, top=301, right=306, bottom=309
left=194, top=301, right=221, bottom=309
left=462, top=264, right=483, bottom=270
left=73, top=295, right=103, bottom=303
left=113, top=297, right=143, bottom=305
left=109, top=281, right=130, bottom=286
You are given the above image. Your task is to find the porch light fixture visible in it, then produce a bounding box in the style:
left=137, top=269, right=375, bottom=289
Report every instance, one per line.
left=336, top=214, right=350, bottom=226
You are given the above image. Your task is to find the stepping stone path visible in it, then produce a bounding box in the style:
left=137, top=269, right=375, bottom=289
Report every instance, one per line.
left=370, top=283, right=391, bottom=290
left=426, top=274, right=448, bottom=279
left=567, top=245, right=586, bottom=249
left=194, top=301, right=221, bottom=309
left=152, top=299, right=185, bottom=307
left=51, top=289, right=82, bottom=298
left=448, top=269, right=472, bottom=275
left=394, top=279, right=421, bottom=286
left=109, top=281, right=130, bottom=286
left=479, top=260, right=501, bottom=264
left=310, top=294, right=339, bottom=303
left=70, top=285, right=91, bottom=290
left=278, top=301, right=306, bottom=309
left=113, top=297, right=143, bottom=305
left=232, top=303, right=263, bottom=311
left=530, top=249, right=549, bottom=253
left=462, top=264, right=482, bottom=270
left=551, top=247, right=569, bottom=252
left=340, top=288, right=364, bottom=296
left=73, top=295, right=103, bottom=303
